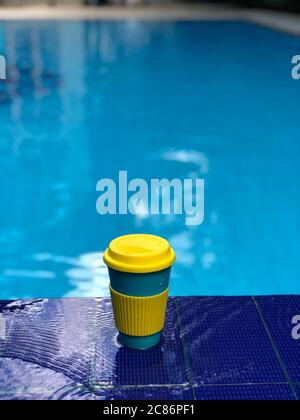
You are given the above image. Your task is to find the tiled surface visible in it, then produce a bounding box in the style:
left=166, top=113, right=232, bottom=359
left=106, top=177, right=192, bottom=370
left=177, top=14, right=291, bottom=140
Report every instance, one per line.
left=177, top=297, right=286, bottom=385
left=194, top=385, right=294, bottom=401
left=0, top=301, right=12, bottom=311
left=94, top=387, right=194, bottom=401
left=0, top=386, right=94, bottom=401
left=93, top=298, right=187, bottom=386
left=254, top=296, right=300, bottom=383
left=1, top=299, right=99, bottom=387
left=0, top=296, right=299, bottom=400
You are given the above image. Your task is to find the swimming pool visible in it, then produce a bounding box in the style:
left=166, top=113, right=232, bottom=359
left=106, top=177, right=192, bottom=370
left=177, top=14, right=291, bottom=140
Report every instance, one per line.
left=0, top=20, right=299, bottom=299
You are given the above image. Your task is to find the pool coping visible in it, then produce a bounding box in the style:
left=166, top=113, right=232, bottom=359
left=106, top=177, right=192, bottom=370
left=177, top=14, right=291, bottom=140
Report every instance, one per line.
left=0, top=5, right=299, bottom=37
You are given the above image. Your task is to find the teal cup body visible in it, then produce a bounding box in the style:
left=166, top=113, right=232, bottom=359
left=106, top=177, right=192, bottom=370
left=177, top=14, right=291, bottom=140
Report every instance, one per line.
left=108, top=267, right=171, bottom=349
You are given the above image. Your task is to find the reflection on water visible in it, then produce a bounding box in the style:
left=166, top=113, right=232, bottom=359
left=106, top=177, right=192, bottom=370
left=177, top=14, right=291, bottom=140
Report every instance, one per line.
left=162, top=149, right=209, bottom=175
left=201, top=252, right=217, bottom=270
left=64, top=253, right=109, bottom=298
left=35, top=252, right=110, bottom=297
left=0, top=21, right=300, bottom=297
left=169, top=232, right=195, bottom=267
left=4, top=269, right=56, bottom=279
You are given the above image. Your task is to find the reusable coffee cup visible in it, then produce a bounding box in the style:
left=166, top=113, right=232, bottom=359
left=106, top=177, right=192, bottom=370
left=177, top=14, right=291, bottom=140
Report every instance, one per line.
left=103, top=234, right=176, bottom=350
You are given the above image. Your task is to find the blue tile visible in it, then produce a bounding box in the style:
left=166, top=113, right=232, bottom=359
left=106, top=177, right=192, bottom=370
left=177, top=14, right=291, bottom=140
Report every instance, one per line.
left=0, top=356, right=81, bottom=396
left=0, top=386, right=95, bottom=400
left=194, top=384, right=294, bottom=400
left=177, top=297, right=286, bottom=385
left=0, top=298, right=98, bottom=388
left=0, top=301, right=13, bottom=311
left=93, top=298, right=187, bottom=386
left=255, top=296, right=300, bottom=383
left=94, top=387, right=194, bottom=400
left=1, top=296, right=298, bottom=400
left=295, top=385, right=300, bottom=400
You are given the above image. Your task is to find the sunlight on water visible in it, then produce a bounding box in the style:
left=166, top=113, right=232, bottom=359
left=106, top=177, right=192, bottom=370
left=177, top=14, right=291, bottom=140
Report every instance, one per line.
left=0, top=21, right=299, bottom=297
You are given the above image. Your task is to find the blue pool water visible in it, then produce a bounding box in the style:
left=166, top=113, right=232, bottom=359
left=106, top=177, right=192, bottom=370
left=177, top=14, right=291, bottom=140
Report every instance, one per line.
left=0, top=20, right=299, bottom=299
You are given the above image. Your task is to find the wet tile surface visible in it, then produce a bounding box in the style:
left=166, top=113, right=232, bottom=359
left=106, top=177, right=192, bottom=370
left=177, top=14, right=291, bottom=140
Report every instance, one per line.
left=255, top=296, right=300, bottom=383
left=93, top=298, right=187, bottom=386
left=94, top=387, right=194, bottom=400
left=0, top=297, right=299, bottom=400
left=0, top=299, right=98, bottom=387
left=177, top=297, right=286, bottom=385
left=194, top=384, right=295, bottom=400
left=0, top=386, right=95, bottom=401
left=0, top=301, right=13, bottom=311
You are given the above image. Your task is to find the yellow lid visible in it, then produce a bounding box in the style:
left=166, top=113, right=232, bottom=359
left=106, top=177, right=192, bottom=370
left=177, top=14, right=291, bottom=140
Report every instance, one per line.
left=103, top=234, right=176, bottom=274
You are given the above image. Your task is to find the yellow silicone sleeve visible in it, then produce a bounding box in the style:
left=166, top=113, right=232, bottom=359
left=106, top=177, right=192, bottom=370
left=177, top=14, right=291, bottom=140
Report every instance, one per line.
left=110, top=286, right=169, bottom=337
